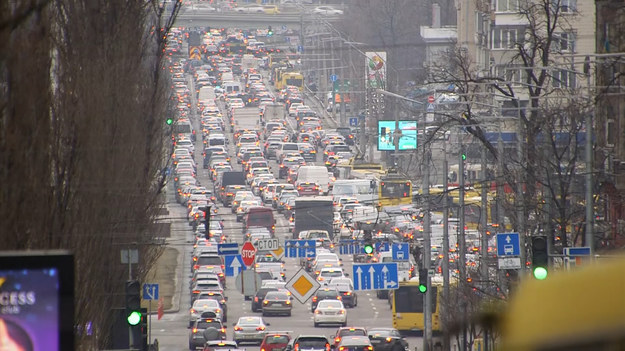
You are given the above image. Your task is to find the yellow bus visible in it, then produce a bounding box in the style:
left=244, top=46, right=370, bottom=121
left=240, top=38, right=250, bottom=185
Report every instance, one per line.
left=499, top=256, right=625, bottom=350
left=378, top=175, right=412, bottom=208
left=279, top=72, right=304, bottom=91
left=391, top=280, right=442, bottom=333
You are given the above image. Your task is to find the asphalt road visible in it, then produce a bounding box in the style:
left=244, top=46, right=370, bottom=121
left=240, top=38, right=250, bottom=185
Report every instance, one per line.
left=151, top=69, right=424, bottom=351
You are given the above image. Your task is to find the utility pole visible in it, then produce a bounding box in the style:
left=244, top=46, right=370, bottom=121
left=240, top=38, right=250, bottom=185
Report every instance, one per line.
left=480, top=145, right=488, bottom=282
left=339, top=40, right=347, bottom=127
left=442, top=140, right=451, bottom=351
left=584, top=57, right=594, bottom=254
left=459, top=142, right=466, bottom=283
left=422, top=126, right=432, bottom=351
left=516, top=102, right=526, bottom=266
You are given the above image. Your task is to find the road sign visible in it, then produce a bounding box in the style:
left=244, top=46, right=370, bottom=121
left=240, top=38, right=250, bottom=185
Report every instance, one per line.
left=496, top=233, right=520, bottom=256
left=339, top=239, right=363, bottom=255
left=120, top=249, right=138, bottom=264
left=375, top=242, right=390, bottom=252
left=281, top=25, right=287, bottom=30
left=255, top=238, right=279, bottom=252
left=241, top=241, right=256, bottom=267
left=426, top=103, right=435, bottom=113
left=353, top=263, right=398, bottom=291
left=285, top=240, right=316, bottom=258
left=330, top=74, right=338, bottom=82
left=271, top=246, right=285, bottom=260
left=217, top=243, right=239, bottom=256
left=235, top=270, right=263, bottom=297
left=564, top=247, right=591, bottom=256
left=498, top=257, right=522, bottom=269
left=142, top=283, right=159, bottom=300
left=349, top=117, right=358, bottom=127
left=297, top=45, right=304, bottom=53
left=285, top=268, right=320, bottom=304
left=224, top=255, right=247, bottom=277
left=428, top=95, right=435, bottom=103
left=392, top=243, right=409, bottom=261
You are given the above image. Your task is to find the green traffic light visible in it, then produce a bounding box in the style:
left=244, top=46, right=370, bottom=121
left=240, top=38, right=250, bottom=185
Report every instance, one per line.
left=461, top=154, right=466, bottom=161
left=127, top=310, right=142, bottom=326
left=166, top=118, right=173, bottom=125
left=364, top=245, right=374, bottom=254
left=418, top=284, right=427, bottom=293
left=533, top=267, right=548, bottom=280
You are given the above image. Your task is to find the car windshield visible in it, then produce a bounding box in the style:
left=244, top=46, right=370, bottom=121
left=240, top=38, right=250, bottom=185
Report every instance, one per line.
left=319, top=300, right=342, bottom=308
left=297, top=339, right=328, bottom=349
left=266, top=335, right=290, bottom=344
left=317, top=290, right=338, bottom=298
left=340, top=329, right=366, bottom=336
left=238, top=317, right=261, bottom=326
left=193, top=299, right=219, bottom=308
left=197, top=320, right=222, bottom=329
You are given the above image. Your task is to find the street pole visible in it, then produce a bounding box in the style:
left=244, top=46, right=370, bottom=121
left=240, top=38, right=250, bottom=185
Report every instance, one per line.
left=585, top=65, right=594, bottom=254
left=330, top=39, right=337, bottom=122
left=516, top=103, right=525, bottom=266
left=480, top=145, right=488, bottom=282
left=442, top=140, right=451, bottom=351
left=497, top=132, right=505, bottom=229
left=339, top=40, right=347, bottom=127
left=423, top=128, right=432, bottom=351
left=459, top=142, right=466, bottom=283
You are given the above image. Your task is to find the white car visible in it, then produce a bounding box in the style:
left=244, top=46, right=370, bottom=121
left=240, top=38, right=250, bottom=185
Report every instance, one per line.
left=313, top=300, right=347, bottom=327
left=189, top=299, right=223, bottom=327
left=313, top=6, right=344, bottom=15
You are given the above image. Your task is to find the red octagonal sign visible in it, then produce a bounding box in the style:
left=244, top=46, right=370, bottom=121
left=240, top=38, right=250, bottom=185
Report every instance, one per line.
left=241, top=241, right=256, bottom=267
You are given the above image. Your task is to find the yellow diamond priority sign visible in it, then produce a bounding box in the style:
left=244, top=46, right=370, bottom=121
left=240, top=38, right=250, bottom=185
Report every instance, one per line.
left=285, top=268, right=320, bottom=304
left=271, top=246, right=285, bottom=260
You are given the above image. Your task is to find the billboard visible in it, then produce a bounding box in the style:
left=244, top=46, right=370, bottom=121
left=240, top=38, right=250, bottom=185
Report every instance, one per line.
left=365, top=51, right=386, bottom=89
left=377, top=120, right=417, bottom=151
left=0, top=251, right=74, bottom=351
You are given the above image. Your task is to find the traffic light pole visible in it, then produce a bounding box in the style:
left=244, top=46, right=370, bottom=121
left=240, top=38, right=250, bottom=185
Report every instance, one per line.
left=423, top=146, right=433, bottom=351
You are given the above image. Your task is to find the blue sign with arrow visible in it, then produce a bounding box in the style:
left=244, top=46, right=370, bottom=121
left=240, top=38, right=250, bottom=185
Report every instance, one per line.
left=224, top=254, right=246, bottom=277
left=339, top=239, right=364, bottom=255
left=142, top=283, right=159, bottom=300
left=285, top=240, right=316, bottom=258
left=392, top=243, right=409, bottom=261
left=375, top=242, right=390, bottom=252
left=496, top=233, right=520, bottom=256
left=218, top=243, right=239, bottom=256
left=353, top=263, right=398, bottom=291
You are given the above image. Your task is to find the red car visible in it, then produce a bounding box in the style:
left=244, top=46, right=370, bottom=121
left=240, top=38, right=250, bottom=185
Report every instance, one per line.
left=260, top=333, right=291, bottom=351
left=297, top=182, right=320, bottom=196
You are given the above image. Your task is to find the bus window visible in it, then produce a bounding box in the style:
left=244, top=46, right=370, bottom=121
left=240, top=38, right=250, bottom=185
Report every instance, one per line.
left=394, top=286, right=437, bottom=313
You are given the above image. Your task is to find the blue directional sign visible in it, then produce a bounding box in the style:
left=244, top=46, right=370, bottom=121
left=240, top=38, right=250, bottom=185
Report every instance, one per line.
left=142, top=283, right=159, bottom=301
left=496, top=233, right=520, bottom=256
left=339, top=239, right=364, bottom=255
left=224, top=254, right=247, bottom=277
left=349, top=117, right=358, bottom=127
left=297, top=45, right=304, bottom=53
left=218, top=243, right=239, bottom=256
left=375, top=242, right=390, bottom=252
left=564, top=247, right=591, bottom=256
left=330, top=74, right=338, bottom=82
left=392, top=243, right=410, bottom=261
left=285, top=240, right=316, bottom=258
left=353, top=263, right=399, bottom=291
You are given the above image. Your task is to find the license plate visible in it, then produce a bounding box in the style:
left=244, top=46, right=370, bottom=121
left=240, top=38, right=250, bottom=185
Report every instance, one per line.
left=371, top=340, right=381, bottom=344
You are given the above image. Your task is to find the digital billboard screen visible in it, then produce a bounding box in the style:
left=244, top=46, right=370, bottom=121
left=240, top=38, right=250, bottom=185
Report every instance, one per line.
left=377, top=120, right=417, bottom=151
left=0, top=251, right=74, bottom=351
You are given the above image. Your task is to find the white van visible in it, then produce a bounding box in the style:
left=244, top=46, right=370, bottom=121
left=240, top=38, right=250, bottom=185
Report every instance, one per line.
left=223, top=81, right=241, bottom=94
left=198, top=86, right=216, bottom=102
left=295, top=166, right=331, bottom=195
left=208, top=134, right=227, bottom=148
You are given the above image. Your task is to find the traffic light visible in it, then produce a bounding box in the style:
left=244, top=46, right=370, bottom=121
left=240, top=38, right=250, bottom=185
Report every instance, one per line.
left=418, top=268, right=428, bottom=293
left=363, top=240, right=374, bottom=255
left=267, top=25, right=273, bottom=36
left=531, top=236, right=549, bottom=280
left=139, top=308, right=148, bottom=351
left=201, top=206, right=210, bottom=239
left=166, top=117, right=174, bottom=125
left=461, top=153, right=466, bottom=161
left=125, top=280, right=141, bottom=326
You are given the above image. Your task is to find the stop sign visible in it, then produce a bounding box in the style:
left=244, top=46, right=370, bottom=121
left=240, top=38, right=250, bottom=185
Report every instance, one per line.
left=241, top=241, right=256, bottom=267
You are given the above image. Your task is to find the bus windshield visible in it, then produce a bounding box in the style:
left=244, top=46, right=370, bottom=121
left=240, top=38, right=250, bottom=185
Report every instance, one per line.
left=395, top=286, right=437, bottom=313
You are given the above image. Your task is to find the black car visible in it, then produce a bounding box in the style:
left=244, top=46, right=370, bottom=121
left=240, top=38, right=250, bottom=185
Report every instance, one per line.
left=189, top=318, right=227, bottom=350
left=367, top=328, right=408, bottom=351
left=311, top=288, right=341, bottom=312
left=286, top=335, right=330, bottom=351
left=335, top=283, right=357, bottom=308
left=251, top=287, right=278, bottom=312
left=336, top=127, right=355, bottom=145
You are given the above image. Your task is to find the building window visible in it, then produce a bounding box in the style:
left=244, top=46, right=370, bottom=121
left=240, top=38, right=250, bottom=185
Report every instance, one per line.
left=552, top=69, right=576, bottom=88
left=497, top=0, right=519, bottom=12
left=606, top=119, right=615, bottom=147
left=553, top=32, right=576, bottom=52
left=492, top=27, right=524, bottom=49
left=552, top=0, right=577, bottom=13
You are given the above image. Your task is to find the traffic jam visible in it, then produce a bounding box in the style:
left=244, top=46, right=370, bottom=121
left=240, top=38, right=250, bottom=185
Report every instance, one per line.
left=165, top=27, right=423, bottom=351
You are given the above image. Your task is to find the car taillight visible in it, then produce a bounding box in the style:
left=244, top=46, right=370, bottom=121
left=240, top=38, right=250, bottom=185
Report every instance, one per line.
left=285, top=300, right=291, bottom=305
left=312, top=296, right=317, bottom=302
left=221, top=328, right=226, bottom=333
left=194, top=265, right=199, bottom=270
left=218, top=273, right=224, bottom=277
left=234, top=326, right=242, bottom=331
left=215, top=309, right=221, bottom=313
left=337, top=296, right=341, bottom=300
left=190, top=308, right=195, bottom=313
left=367, top=347, right=373, bottom=351
left=344, top=291, right=351, bottom=295
left=255, top=297, right=259, bottom=302
left=193, top=328, right=198, bottom=333
left=263, top=300, right=269, bottom=305
left=314, top=310, right=321, bottom=314
left=256, top=326, right=265, bottom=331
left=339, top=309, right=346, bottom=314
left=339, top=347, right=345, bottom=351
left=334, top=337, right=340, bottom=343
left=386, top=337, right=392, bottom=343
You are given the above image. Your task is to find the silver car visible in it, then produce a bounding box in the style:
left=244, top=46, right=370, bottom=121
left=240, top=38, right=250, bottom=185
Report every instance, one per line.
left=261, top=291, right=292, bottom=317
left=233, top=316, right=270, bottom=345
